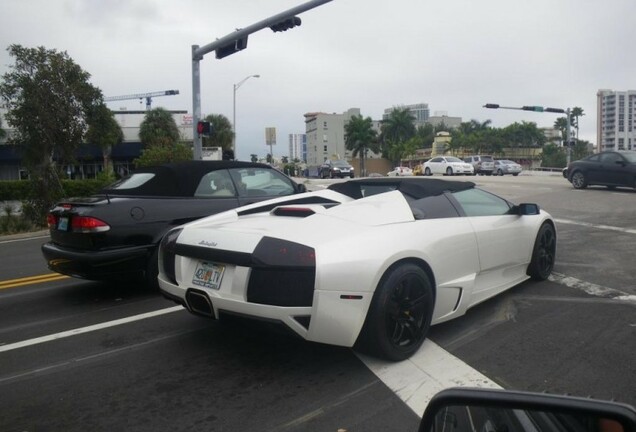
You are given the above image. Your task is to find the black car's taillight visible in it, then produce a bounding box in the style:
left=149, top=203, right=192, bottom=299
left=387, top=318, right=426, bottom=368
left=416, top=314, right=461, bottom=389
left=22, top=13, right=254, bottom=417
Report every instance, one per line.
left=46, top=213, right=58, bottom=229
left=70, top=216, right=110, bottom=233
left=160, top=227, right=183, bottom=284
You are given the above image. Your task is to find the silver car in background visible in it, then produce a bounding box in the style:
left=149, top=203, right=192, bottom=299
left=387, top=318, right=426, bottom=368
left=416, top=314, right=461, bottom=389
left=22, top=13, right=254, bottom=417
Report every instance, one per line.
left=493, top=160, right=522, bottom=176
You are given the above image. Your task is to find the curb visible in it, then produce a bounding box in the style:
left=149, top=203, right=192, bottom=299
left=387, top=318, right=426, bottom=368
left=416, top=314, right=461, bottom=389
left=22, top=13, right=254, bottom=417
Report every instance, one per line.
left=0, top=229, right=50, bottom=242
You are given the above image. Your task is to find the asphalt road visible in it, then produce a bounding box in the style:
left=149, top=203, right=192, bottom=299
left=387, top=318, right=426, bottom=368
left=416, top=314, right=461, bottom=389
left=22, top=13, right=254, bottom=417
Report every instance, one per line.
left=0, top=174, right=634, bottom=431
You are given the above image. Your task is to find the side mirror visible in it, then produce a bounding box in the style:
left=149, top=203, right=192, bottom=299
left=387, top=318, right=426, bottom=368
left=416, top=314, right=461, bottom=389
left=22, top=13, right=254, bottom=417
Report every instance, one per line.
left=419, top=388, right=636, bottom=432
left=296, top=183, right=307, bottom=193
left=517, top=203, right=540, bottom=215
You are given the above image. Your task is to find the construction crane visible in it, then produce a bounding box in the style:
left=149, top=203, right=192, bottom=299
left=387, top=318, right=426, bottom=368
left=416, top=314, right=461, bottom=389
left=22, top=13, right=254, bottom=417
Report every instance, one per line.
left=104, top=89, right=180, bottom=110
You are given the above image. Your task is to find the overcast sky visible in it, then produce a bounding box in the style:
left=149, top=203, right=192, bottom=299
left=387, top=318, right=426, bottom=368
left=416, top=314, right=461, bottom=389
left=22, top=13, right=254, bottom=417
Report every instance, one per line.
left=2, top=0, right=635, bottom=160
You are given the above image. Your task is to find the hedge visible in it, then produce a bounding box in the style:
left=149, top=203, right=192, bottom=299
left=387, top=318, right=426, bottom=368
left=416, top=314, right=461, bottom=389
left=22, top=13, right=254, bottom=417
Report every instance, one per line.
left=0, top=179, right=108, bottom=202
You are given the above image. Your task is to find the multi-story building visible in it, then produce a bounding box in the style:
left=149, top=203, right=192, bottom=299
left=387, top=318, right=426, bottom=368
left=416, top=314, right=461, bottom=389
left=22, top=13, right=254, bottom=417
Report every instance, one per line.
left=597, top=89, right=636, bottom=152
left=427, top=112, right=462, bottom=130
left=287, top=133, right=307, bottom=162
left=304, top=108, right=360, bottom=166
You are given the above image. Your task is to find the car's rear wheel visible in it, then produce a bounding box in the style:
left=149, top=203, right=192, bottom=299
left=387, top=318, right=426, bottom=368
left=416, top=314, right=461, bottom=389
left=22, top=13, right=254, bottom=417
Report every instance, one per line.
left=446, top=167, right=453, bottom=176
left=527, top=223, right=556, bottom=281
left=356, top=263, right=434, bottom=361
left=424, top=167, right=432, bottom=176
left=571, top=171, right=587, bottom=189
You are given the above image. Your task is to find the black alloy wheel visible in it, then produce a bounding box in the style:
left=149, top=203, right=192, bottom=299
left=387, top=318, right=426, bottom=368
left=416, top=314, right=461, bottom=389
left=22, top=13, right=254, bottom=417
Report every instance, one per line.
left=527, top=223, right=557, bottom=281
left=571, top=171, right=587, bottom=189
left=357, top=263, right=434, bottom=361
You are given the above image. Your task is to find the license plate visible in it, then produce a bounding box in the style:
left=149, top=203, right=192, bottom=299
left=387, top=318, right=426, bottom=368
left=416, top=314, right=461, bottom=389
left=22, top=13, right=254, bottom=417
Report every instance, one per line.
left=58, top=217, right=69, bottom=231
left=192, top=261, right=225, bottom=290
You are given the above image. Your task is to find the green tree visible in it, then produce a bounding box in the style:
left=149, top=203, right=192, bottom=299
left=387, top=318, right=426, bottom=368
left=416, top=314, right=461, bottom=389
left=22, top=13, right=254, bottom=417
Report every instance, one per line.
left=134, top=144, right=192, bottom=168
left=502, top=121, right=545, bottom=148
left=202, top=114, right=233, bottom=150
left=344, top=114, right=378, bottom=176
left=380, top=107, right=416, bottom=165
left=554, top=117, right=568, bottom=142
left=250, top=154, right=258, bottom=163
left=0, top=116, right=6, bottom=140
left=86, top=103, right=123, bottom=176
left=139, top=107, right=180, bottom=148
left=571, top=107, right=584, bottom=141
left=0, top=44, right=102, bottom=225
left=414, top=123, right=435, bottom=149
left=541, top=143, right=566, bottom=168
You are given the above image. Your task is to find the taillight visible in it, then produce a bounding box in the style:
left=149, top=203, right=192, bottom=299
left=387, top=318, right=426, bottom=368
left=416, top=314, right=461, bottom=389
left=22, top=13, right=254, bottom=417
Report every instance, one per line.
left=252, top=237, right=315, bottom=268
left=46, top=213, right=58, bottom=229
left=70, top=216, right=110, bottom=233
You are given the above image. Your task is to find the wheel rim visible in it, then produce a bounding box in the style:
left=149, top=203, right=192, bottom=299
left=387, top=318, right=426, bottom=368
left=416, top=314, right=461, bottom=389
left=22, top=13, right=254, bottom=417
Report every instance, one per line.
left=385, top=273, right=429, bottom=349
left=425, top=168, right=431, bottom=175
left=536, top=226, right=556, bottom=276
left=572, top=172, right=584, bottom=188
left=446, top=168, right=452, bottom=175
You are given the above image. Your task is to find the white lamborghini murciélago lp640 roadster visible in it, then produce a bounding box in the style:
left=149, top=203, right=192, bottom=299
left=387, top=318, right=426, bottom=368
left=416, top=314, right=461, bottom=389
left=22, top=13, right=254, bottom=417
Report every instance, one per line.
left=158, top=178, right=556, bottom=361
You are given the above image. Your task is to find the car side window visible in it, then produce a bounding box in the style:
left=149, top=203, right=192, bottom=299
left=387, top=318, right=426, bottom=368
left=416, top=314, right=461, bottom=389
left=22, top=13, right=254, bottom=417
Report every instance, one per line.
left=452, top=188, right=512, bottom=217
left=431, top=157, right=443, bottom=163
left=408, top=194, right=460, bottom=220
left=229, top=167, right=295, bottom=197
left=194, top=170, right=237, bottom=197
left=600, top=153, right=621, bottom=164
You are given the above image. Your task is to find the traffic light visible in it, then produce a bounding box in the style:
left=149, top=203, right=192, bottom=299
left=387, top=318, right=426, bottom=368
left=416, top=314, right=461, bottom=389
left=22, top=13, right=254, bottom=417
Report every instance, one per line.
left=270, top=16, right=301, bottom=32
left=215, top=37, right=248, bottom=59
left=544, top=107, right=566, bottom=113
left=484, top=104, right=500, bottom=109
left=522, top=106, right=544, bottom=112
left=197, top=121, right=212, bottom=136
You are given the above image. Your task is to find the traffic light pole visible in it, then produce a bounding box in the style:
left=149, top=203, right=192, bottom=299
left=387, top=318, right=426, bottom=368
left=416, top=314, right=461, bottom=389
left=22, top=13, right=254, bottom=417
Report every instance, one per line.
left=483, top=103, right=573, bottom=165
left=191, top=0, right=333, bottom=160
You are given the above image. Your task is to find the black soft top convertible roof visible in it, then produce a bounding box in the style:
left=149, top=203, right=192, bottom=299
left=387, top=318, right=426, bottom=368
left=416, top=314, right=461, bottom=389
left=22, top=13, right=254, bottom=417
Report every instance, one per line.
left=327, top=177, right=475, bottom=200
left=101, top=161, right=272, bottom=197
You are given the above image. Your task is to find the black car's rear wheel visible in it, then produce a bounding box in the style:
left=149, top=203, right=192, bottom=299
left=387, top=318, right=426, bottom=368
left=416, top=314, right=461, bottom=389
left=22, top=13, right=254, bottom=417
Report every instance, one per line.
left=571, top=171, right=587, bottom=189
left=357, top=263, right=434, bottom=361
left=527, top=223, right=556, bottom=281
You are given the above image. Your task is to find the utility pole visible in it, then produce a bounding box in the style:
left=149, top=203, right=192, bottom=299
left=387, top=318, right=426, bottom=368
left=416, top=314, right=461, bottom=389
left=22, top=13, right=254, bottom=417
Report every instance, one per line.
left=190, top=0, right=334, bottom=160
left=483, top=103, right=573, bottom=164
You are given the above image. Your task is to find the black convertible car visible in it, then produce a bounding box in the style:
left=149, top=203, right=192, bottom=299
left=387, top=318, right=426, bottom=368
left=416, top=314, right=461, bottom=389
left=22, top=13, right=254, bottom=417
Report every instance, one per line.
left=41, top=161, right=306, bottom=289
left=566, top=150, right=636, bottom=190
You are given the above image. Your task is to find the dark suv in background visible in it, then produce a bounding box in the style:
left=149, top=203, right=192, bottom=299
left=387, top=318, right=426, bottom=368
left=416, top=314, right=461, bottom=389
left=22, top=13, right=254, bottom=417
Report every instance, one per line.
left=319, top=159, right=355, bottom=178
left=463, top=155, right=495, bottom=175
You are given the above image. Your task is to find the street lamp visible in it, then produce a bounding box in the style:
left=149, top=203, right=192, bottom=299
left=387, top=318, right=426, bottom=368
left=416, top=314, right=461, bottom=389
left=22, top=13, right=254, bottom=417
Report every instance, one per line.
left=233, top=74, right=260, bottom=160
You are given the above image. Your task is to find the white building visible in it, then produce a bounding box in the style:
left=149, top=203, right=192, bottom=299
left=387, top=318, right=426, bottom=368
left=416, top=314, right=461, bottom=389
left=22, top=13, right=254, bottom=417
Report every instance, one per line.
left=383, top=103, right=430, bottom=126
left=288, top=133, right=306, bottom=162
left=597, top=89, right=636, bottom=151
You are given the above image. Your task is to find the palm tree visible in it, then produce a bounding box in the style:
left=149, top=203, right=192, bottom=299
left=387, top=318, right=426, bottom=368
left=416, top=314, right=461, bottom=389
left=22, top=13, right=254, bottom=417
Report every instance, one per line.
left=380, top=107, right=416, bottom=166
left=203, top=114, right=233, bottom=150
left=86, top=103, right=123, bottom=175
left=554, top=117, right=568, bottom=143
left=571, top=107, right=585, bottom=141
left=344, top=114, right=378, bottom=176
left=139, top=108, right=180, bottom=148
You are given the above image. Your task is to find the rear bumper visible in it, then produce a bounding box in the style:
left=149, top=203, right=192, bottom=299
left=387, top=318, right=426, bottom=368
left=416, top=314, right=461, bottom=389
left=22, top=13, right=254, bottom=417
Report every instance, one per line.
left=41, top=242, right=152, bottom=280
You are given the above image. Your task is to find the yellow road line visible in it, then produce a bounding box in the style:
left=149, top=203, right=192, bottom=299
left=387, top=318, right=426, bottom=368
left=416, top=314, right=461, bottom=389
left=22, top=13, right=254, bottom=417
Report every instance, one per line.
left=0, top=273, right=69, bottom=290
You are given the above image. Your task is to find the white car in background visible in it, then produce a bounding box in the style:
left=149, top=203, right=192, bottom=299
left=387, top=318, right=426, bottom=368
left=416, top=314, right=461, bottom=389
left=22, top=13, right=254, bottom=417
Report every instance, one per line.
left=423, top=156, right=474, bottom=176
left=387, top=166, right=413, bottom=176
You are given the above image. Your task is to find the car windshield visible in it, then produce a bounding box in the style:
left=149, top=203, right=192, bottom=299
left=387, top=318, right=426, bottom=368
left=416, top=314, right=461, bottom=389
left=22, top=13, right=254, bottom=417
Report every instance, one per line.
left=333, top=160, right=350, bottom=167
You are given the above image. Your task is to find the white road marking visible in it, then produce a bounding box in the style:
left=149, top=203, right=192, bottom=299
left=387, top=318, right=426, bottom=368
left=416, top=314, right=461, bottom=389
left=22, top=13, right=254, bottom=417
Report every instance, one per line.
left=357, top=341, right=501, bottom=416
left=555, top=218, right=636, bottom=235
left=0, top=306, right=182, bottom=353
left=549, top=272, right=636, bottom=303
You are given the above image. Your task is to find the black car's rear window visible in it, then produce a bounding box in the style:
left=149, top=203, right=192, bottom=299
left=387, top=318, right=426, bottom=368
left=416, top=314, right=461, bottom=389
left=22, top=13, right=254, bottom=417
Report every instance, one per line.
left=108, top=173, right=155, bottom=190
